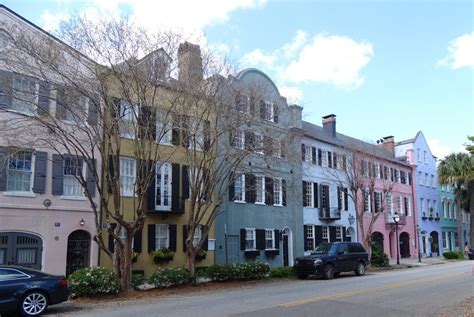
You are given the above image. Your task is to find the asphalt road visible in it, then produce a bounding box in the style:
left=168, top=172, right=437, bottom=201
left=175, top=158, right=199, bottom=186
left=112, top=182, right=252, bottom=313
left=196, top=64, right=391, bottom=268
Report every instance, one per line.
left=46, top=261, right=473, bottom=317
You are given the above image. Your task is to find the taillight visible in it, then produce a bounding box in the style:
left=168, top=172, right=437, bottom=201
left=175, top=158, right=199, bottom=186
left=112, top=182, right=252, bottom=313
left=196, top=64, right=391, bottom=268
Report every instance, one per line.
left=59, top=277, right=68, bottom=286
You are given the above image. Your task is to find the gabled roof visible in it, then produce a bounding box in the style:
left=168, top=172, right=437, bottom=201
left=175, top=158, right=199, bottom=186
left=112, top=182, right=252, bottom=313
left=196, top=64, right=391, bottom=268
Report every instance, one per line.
left=303, top=121, right=410, bottom=166
left=395, top=131, right=422, bottom=146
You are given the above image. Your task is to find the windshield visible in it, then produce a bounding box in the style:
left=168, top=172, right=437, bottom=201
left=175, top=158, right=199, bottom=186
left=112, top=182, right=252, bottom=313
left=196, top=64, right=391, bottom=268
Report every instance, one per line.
left=311, top=243, right=336, bottom=255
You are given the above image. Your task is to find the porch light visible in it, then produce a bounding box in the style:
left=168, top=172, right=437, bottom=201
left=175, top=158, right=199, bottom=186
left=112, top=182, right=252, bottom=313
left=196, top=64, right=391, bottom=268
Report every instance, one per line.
left=79, top=219, right=85, bottom=226
left=348, top=214, right=355, bottom=225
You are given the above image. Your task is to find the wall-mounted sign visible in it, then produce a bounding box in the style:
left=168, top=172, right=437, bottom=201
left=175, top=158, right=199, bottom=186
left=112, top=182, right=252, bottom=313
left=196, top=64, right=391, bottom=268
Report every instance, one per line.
left=54, top=222, right=60, bottom=227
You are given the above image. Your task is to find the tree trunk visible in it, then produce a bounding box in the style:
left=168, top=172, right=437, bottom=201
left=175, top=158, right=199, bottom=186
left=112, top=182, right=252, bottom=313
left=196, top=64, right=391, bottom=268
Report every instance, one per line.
left=456, top=196, right=462, bottom=250
left=186, top=243, right=197, bottom=276
left=113, top=236, right=132, bottom=293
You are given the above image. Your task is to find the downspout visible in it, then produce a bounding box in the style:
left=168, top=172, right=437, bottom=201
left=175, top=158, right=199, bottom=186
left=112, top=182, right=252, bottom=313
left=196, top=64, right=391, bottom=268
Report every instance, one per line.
left=410, top=163, right=418, bottom=257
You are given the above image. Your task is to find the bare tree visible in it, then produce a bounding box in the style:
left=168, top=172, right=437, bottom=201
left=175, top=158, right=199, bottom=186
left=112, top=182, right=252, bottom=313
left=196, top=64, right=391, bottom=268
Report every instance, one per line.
left=0, top=15, right=254, bottom=289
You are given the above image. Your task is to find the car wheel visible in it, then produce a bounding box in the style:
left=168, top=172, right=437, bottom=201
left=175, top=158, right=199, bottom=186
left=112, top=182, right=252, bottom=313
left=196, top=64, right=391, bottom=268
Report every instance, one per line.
left=355, top=262, right=366, bottom=276
left=297, top=273, right=308, bottom=280
left=323, top=264, right=335, bottom=280
left=334, top=272, right=340, bottom=278
left=20, top=291, right=48, bottom=316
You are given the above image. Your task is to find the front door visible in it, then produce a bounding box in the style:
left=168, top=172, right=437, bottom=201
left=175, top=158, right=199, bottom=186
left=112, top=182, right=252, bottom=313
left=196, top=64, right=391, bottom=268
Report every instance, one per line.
left=226, top=235, right=239, bottom=264
left=283, top=235, right=289, bottom=266
left=66, top=230, right=91, bottom=276
left=0, top=232, right=42, bottom=270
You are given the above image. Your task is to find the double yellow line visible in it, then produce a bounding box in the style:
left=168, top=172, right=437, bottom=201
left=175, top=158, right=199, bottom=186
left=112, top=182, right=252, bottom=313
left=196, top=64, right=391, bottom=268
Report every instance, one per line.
left=280, top=271, right=467, bottom=308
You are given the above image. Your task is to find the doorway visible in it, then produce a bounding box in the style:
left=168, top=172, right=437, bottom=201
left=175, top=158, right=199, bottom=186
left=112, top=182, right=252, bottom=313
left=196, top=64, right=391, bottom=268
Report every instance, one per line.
left=66, top=230, right=91, bottom=276
left=400, top=232, right=410, bottom=258
left=0, top=232, right=42, bottom=270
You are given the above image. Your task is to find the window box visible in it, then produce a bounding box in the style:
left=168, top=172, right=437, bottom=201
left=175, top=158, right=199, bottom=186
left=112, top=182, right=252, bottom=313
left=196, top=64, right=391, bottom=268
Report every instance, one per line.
left=131, top=251, right=138, bottom=263
left=421, top=216, right=428, bottom=220
left=195, top=249, right=207, bottom=261
left=265, top=249, right=279, bottom=257
left=151, top=248, right=174, bottom=264
left=428, top=215, right=434, bottom=220
left=244, top=250, right=260, bottom=258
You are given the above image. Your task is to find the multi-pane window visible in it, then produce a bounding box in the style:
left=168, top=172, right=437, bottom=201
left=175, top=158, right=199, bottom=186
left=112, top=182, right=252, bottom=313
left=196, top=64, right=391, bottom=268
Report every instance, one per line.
left=235, top=93, right=250, bottom=114
left=303, top=181, right=313, bottom=207
left=400, top=171, right=407, bottom=184
left=156, top=162, right=171, bottom=210
left=273, top=178, right=282, bottom=206
left=265, top=229, right=275, bottom=249
left=273, top=140, right=282, bottom=158
left=335, top=227, right=342, bottom=241
left=245, top=228, right=256, bottom=250
left=442, top=201, right=446, bottom=218
left=119, top=100, right=137, bottom=139
left=321, top=151, right=329, bottom=167
left=364, top=190, right=371, bottom=212
left=424, top=173, right=428, bottom=186
left=374, top=192, right=382, bottom=213
left=447, top=202, right=451, bottom=218
left=386, top=168, right=392, bottom=182
left=442, top=232, right=447, bottom=249
left=427, top=199, right=431, bottom=214
left=304, top=145, right=312, bottom=162
left=7, top=151, right=33, bottom=192
left=232, top=129, right=245, bottom=149
left=453, top=204, right=457, bottom=219
left=305, top=225, right=314, bottom=251
left=433, top=200, right=437, bottom=215
left=12, top=77, right=38, bottom=115
left=156, top=112, right=172, bottom=145
left=375, top=163, right=381, bottom=179
left=322, top=226, right=329, bottom=242
left=397, top=196, right=403, bottom=214
left=63, top=157, right=83, bottom=197
left=404, top=197, right=411, bottom=216
left=187, top=117, right=205, bottom=151
left=262, top=101, right=274, bottom=122
left=431, top=175, right=434, bottom=187
left=65, top=95, right=89, bottom=123
left=120, top=157, right=136, bottom=197
left=193, top=225, right=202, bottom=247
left=423, top=151, right=426, bottom=163
left=155, top=224, right=169, bottom=249
left=234, top=173, right=245, bottom=202
left=321, top=185, right=330, bottom=210
left=418, top=172, right=423, bottom=185
left=254, top=133, right=263, bottom=154
left=361, top=160, right=368, bottom=176
left=255, top=175, right=265, bottom=204
left=386, top=193, right=392, bottom=213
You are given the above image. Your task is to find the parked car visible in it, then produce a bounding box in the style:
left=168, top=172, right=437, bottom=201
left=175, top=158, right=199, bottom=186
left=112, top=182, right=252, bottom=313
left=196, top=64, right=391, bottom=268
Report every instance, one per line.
left=294, top=242, right=369, bottom=280
left=0, top=266, right=69, bottom=316
left=468, top=247, right=474, bottom=260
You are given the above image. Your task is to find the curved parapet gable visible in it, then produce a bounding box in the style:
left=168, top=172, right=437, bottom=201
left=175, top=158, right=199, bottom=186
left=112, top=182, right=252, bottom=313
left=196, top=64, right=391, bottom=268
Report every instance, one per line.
left=233, top=68, right=286, bottom=104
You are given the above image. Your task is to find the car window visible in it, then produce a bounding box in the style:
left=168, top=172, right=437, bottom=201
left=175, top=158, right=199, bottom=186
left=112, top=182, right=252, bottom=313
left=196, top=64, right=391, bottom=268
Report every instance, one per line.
left=337, top=244, right=349, bottom=254
left=312, top=243, right=333, bottom=254
left=0, top=268, right=30, bottom=281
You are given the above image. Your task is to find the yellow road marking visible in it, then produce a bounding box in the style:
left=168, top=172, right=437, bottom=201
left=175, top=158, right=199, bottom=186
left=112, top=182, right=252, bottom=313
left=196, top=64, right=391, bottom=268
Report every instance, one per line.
left=280, top=271, right=466, bottom=308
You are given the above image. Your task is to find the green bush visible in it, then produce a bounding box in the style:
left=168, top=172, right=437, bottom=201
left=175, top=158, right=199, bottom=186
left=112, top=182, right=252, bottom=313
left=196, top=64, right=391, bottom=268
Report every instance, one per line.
left=131, top=273, right=146, bottom=288
left=206, top=262, right=270, bottom=282
left=270, top=267, right=295, bottom=278
left=149, top=267, right=193, bottom=288
left=442, top=251, right=464, bottom=260
left=68, top=267, right=120, bottom=298
left=371, top=243, right=389, bottom=267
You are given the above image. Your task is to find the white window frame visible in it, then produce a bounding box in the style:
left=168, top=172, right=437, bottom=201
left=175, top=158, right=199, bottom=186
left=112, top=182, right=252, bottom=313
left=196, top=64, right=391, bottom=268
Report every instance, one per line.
left=274, top=140, right=282, bottom=158
left=64, top=95, right=90, bottom=124
left=404, top=197, right=411, bottom=216
left=119, top=100, right=138, bottom=139
left=155, top=162, right=172, bottom=211
left=364, top=190, right=371, bottom=212
left=233, top=129, right=245, bottom=149
left=418, top=172, right=423, bottom=186
left=234, top=173, right=245, bottom=202
left=322, top=151, right=329, bottom=168
left=306, top=225, right=315, bottom=251
left=273, top=178, right=283, bottom=206
left=386, top=192, right=393, bottom=213
left=155, top=111, right=172, bottom=145
left=263, top=101, right=274, bottom=122
left=254, top=133, right=263, bottom=154
left=322, top=226, right=329, bottom=243
left=193, top=225, right=202, bottom=247
left=6, top=151, right=34, bottom=193
left=304, top=145, right=312, bottom=163
left=245, top=228, right=256, bottom=250
left=155, top=224, right=169, bottom=250
left=265, top=229, right=276, bottom=250
left=255, top=175, right=265, bottom=204
left=119, top=157, right=136, bottom=197
left=62, top=156, right=85, bottom=198
left=335, top=226, right=343, bottom=242
left=397, top=196, right=403, bottom=214
left=12, top=76, right=38, bottom=115
left=304, top=181, right=313, bottom=208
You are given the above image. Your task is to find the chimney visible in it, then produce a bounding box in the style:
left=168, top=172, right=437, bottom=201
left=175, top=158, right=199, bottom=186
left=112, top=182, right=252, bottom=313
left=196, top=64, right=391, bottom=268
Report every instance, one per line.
left=322, top=114, right=336, bottom=137
left=178, top=42, right=203, bottom=84
left=379, top=135, right=395, bottom=154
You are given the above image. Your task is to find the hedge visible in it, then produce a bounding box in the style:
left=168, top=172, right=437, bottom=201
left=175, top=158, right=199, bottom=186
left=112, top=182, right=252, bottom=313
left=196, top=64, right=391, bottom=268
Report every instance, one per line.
left=68, top=267, right=121, bottom=298
left=442, top=251, right=464, bottom=260
left=205, top=262, right=270, bottom=282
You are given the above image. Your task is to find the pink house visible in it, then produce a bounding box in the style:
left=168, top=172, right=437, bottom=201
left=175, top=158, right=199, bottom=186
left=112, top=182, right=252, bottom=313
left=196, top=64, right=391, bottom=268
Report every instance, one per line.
left=357, top=136, right=419, bottom=260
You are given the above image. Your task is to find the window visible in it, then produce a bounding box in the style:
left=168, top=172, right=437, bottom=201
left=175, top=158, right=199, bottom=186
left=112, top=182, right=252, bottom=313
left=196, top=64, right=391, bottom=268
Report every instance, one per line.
left=400, top=171, right=406, bottom=184
left=453, top=204, right=457, bottom=219
left=7, top=151, right=33, bottom=192
left=442, top=201, right=446, bottom=218
left=418, top=172, right=422, bottom=185
left=322, top=226, right=329, bottom=242
left=386, top=193, right=392, bottom=213
left=304, top=145, right=312, bottom=163
left=245, top=228, right=256, bottom=250
left=404, top=197, right=411, bottom=216
left=321, top=185, right=330, bottom=211
left=431, top=175, right=434, bottom=187
left=433, top=200, right=437, bottom=215
left=234, top=173, right=245, bottom=202
left=254, top=133, right=263, bottom=154
left=447, top=202, right=451, bottom=218
left=427, top=199, right=431, bottom=214
left=305, top=225, right=314, bottom=251
left=119, top=157, right=136, bottom=197
left=119, top=100, right=137, bottom=139
left=442, top=232, right=447, bottom=249
left=232, top=129, right=245, bottom=149
left=397, top=196, right=403, bottom=214
left=386, top=168, right=392, bottom=182
left=187, top=117, right=205, bottom=151
left=335, top=227, right=342, bottom=241
left=255, top=175, right=265, bottom=204
left=395, top=169, right=400, bottom=183
left=155, top=224, right=169, bottom=249
left=155, top=162, right=171, bottom=210
left=156, top=112, right=172, bottom=145
left=364, top=190, right=371, bottom=212
left=273, top=140, right=282, bottom=158
left=374, top=192, right=382, bottom=213
left=65, top=95, right=89, bottom=123
left=424, top=173, right=428, bottom=186
left=273, top=178, right=283, bottom=206
left=417, top=148, right=420, bottom=161
left=375, top=163, right=381, bottom=179
left=337, top=187, right=348, bottom=211
left=322, top=151, right=329, bottom=168
left=193, top=225, right=202, bottom=247
left=262, top=101, right=274, bottom=122
left=303, top=181, right=313, bottom=207
left=12, top=76, right=38, bottom=115
left=63, top=156, right=83, bottom=197
left=361, top=160, right=368, bottom=176
left=235, top=93, right=250, bottom=114
left=265, top=229, right=275, bottom=249
left=0, top=30, right=11, bottom=50
left=423, top=151, right=427, bottom=163
left=420, top=198, right=424, bottom=214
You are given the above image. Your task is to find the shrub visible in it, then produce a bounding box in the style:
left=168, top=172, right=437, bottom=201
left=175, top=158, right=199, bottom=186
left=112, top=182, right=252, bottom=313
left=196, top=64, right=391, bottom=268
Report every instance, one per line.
left=151, top=248, right=175, bottom=263
left=270, top=267, right=295, bottom=278
left=131, top=274, right=146, bottom=288
left=149, top=267, right=193, bottom=288
left=443, top=251, right=464, bottom=260
left=371, top=244, right=389, bottom=267
left=68, top=267, right=120, bottom=298
left=206, top=262, right=270, bottom=282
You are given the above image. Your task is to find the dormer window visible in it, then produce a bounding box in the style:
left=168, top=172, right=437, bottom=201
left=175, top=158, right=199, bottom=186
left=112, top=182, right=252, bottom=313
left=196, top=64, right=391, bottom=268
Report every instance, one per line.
left=260, top=100, right=275, bottom=122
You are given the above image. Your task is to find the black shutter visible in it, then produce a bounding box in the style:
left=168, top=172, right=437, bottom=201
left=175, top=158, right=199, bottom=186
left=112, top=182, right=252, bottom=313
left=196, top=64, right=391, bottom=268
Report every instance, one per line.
left=181, top=115, right=190, bottom=147
left=313, top=182, right=318, bottom=208
left=240, top=228, right=246, bottom=250
left=202, top=225, right=209, bottom=251
left=171, top=115, right=180, bottom=146
left=202, top=169, right=210, bottom=202
left=259, top=100, right=265, bottom=120
left=390, top=168, right=394, bottom=182
left=55, top=87, right=66, bottom=120
left=344, top=188, right=348, bottom=211
left=182, top=225, right=188, bottom=252
left=108, top=223, right=117, bottom=253
left=171, top=163, right=181, bottom=213
left=301, top=144, right=305, bottom=161
left=304, top=225, right=310, bottom=251
left=302, top=181, right=307, bottom=206
left=342, top=155, right=347, bottom=170
left=0, top=146, right=7, bottom=191
left=138, top=105, right=152, bottom=140
left=87, top=94, right=99, bottom=126
left=256, top=229, right=265, bottom=250
left=32, top=151, right=47, bottom=194
left=52, top=154, right=63, bottom=195
left=37, top=81, right=50, bottom=116
left=333, top=153, right=338, bottom=169
left=318, top=149, right=322, bottom=166
left=86, top=159, right=96, bottom=197
left=329, top=226, right=337, bottom=242
left=168, top=224, right=177, bottom=251
left=343, top=227, right=351, bottom=242
left=228, top=173, right=235, bottom=201
left=311, top=147, right=317, bottom=164
left=265, top=177, right=274, bottom=205
left=314, top=226, right=323, bottom=248
left=408, top=172, right=412, bottom=185
left=328, top=151, right=332, bottom=168
left=147, top=161, right=156, bottom=211
left=245, top=173, right=255, bottom=203
left=133, top=229, right=142, bottom=253
left=274, top=230, right=280, bottom=251
left=147, top=224, right=156, bottom=252
left=182, top=165, right=189, bottom=199
left=282, top=179, right=287, bottom=206
left=337, top=187, right=342, bottom=210
left=0, top=70, right=12, bottom=110
left=273, top=104, right=278, bottom=123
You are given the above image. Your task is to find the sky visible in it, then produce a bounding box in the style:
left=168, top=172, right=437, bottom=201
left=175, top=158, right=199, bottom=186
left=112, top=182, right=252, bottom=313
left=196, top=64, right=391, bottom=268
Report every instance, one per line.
left=2, top=0, right=473, bottom=159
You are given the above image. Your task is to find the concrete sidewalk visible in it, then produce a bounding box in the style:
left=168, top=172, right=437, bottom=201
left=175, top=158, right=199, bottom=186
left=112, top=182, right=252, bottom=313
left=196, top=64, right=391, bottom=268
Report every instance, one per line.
left=388, top=256, right=452, bottom=267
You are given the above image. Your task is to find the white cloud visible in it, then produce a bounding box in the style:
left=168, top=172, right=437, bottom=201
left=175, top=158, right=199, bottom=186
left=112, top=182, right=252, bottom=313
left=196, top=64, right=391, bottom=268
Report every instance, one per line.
left=438, top=33, right=474, bottom=69
left=39, top=10, right=69, bottom=31
left=241, top=48, right=276, bottom=67
left=427, top=138, right=458, bottom=160
left=279, top=86, right=303, bottom=104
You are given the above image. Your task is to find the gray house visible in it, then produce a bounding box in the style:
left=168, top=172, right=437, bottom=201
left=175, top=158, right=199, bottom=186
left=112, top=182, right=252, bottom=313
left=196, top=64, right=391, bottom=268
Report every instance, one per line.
left=214, top=68, right=303, bottom=267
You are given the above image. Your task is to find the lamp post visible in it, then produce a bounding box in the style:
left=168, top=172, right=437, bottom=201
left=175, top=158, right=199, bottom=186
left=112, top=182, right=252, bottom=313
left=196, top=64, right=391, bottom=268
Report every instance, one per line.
left=393, top=213, right=400, bottom=265
left=417, top=224, right=422, bottom=262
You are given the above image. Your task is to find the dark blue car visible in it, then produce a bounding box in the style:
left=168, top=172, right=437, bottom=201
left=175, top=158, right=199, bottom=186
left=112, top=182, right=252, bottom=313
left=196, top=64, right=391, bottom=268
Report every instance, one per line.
left=0, top=266, right=69, bottom=316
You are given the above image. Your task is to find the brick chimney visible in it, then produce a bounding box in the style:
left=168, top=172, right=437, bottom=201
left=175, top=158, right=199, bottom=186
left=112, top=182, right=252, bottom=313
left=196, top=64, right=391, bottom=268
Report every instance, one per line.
left=379, top=136, right=395, bottom=154
left=178, top=42, right=203, bottom=84
left=322, top=114, right=336, bottom=137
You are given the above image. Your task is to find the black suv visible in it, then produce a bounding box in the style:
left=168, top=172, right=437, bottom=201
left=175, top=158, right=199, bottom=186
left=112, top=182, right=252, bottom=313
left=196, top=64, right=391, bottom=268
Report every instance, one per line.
left=294, top=242, right=369, bottom=280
